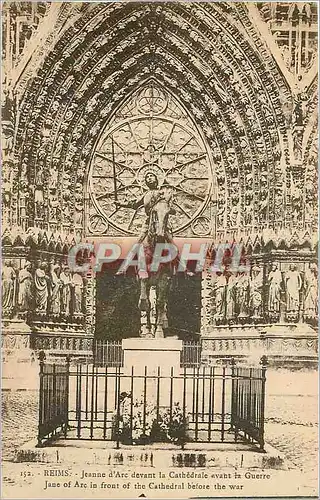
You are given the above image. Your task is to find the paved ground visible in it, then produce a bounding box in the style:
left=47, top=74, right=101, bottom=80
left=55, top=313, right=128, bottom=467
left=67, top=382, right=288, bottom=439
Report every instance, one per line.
left=2, top=391, right=38, bottom=461
left=2, top=368, right=318, bottom=497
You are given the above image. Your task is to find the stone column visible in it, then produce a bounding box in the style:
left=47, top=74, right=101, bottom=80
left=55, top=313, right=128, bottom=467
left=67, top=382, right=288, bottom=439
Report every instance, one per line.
left=2, top=255, right=36, bottom=389
left=84, top=268, right=96, bottom=337
left=200, top=269, right=214, bottom=335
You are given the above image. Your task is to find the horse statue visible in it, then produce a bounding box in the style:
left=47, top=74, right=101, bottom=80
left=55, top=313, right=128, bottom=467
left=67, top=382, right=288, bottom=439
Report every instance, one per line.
left=138, top=190, right=176, bottom=338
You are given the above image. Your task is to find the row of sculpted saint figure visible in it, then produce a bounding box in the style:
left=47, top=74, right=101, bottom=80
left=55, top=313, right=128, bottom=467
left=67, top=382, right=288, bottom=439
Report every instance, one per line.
left=267, top=263, right=317, bottom=322
left=1, top=260, right=84, bottom=320
left=214, top=267, right=263, bottom=323
left=34, top=262, right=84, bottom=317
left=2, top=260, right=17, bottom=312
left=303, top=263, right=318, bottom=321
left=213, top=263, right=317, bottom=324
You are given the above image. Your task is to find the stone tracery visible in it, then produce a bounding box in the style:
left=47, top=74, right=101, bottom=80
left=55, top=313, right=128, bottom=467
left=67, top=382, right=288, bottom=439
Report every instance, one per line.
left=88, top=79, right=213, bottom=237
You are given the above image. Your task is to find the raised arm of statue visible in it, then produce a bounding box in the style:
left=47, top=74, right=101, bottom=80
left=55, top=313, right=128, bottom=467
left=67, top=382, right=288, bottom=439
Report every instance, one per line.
left=116, top=195, right=144, bottom=211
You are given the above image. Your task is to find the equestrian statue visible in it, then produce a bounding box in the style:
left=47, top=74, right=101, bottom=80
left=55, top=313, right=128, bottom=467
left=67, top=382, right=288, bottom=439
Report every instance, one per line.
left=116, top=171, right=177, bottom=338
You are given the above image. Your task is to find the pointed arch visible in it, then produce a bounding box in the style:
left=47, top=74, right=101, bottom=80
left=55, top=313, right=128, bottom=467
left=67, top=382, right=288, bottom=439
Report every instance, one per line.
left=12, top=2, right=295, bottom=237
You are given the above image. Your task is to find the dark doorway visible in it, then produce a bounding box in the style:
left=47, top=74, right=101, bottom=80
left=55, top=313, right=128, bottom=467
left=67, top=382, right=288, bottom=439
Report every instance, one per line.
left=168, top=273, right=201, bottom=340
left=95, top=269, right=201, bottom=341
left=95, top=268, right=140, bottom=340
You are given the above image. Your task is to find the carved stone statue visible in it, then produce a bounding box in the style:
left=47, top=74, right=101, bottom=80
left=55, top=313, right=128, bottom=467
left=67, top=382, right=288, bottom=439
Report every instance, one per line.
left=60, top=267, right=71, bottom=315
left=48, top=188, right=59, bottom=221
left=34, top=261, right=49, bottom=313
left=74, top=182, right=83, bottom=225
left=1, top=91, right=14, bottom=162
left=34, top=167, right=45, bottom=219
left=285, top=264, right=302, bottom=316
left=225, top=273, right=236, bottom=322
left=291, top=185, right=302, bottom=225
left=249, top=266, right=263, bottom=318
left=303, top=263, right=318, bottom=320
left=213, top=272, right=226, bottom=320
left=2, top=261, right=16, bottom=311
left=71, top=272, right=83, bottom=314
left=49, top=263, right=61, bottom=316
left=236, top=272, right=250, bottom=319
left=18, top=261, right=33, bottom=312
left=293, top=92, right=304, bottom=127
left=229, top=197, right=240, bottom=227
left=267, top=264, right=282, bottom=318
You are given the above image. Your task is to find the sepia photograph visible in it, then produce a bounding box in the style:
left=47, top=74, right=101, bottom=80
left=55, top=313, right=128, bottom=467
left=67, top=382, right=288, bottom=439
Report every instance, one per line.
left=1, top=1, right=318, bottom=498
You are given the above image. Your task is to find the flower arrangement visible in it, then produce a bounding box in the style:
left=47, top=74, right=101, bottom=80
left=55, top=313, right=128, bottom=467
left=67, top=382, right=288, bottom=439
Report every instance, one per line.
left=131, top=399, right=157, bottom=444
left=158, top=402, right=187, bottom=445
left=114, top=392, right=187, bottom=445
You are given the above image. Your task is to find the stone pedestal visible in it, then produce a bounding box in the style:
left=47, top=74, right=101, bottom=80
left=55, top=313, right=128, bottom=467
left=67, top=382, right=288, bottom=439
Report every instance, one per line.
left=1, top=319, right=38, bottom=390
left=1, top=319, right=32, bottom=351
left=122, top=338, right=183, bottom=375
left=121, top=338, right=183, bottom=404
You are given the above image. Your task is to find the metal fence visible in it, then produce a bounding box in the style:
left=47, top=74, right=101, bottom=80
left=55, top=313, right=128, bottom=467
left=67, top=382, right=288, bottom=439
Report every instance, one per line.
left=38, top=352, right=70, bottom=446
left=231, top=358, right=267, bottom=450
left=92, top=340, right=201, bottom=368
left=180, top=341, right=201, bottom=367
left=93, top=340, right=124, bottom=367
left=37, top=355, right=267, bottom=450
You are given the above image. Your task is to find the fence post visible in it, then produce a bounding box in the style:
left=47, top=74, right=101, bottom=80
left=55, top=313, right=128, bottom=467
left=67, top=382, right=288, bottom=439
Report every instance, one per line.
left=37, top=350, right=46, bottom=447
left=92, top=339, right=96, bottom=366
left=64, top=355, right=70, bottom=438
left=230, top=357, right=236, bottom=430
left=116, top=366, right=121, bottom=449
left=221, top=366, right=226, bottom=442
left=181, top=366, right=186, bottom=450
left=52, top=364, right=57, bottom=438
left=259, top=355, right=268, bottom=451
left=143, top=366, right=148, bottom=439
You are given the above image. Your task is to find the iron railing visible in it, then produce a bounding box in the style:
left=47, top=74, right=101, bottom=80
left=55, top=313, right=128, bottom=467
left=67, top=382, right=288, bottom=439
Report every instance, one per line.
left=66, top=360, right=266, bottom=450
left=93, top=340, right=124, bottom=367
left=93, top=340, right=201, bottom=368
left=37, top=351, right=70, bottom=446
left=37, top=355, right=267, bottom=450
left=180, top=341, right=201, bottom=367
left=231, top=356, right=268, bottom=450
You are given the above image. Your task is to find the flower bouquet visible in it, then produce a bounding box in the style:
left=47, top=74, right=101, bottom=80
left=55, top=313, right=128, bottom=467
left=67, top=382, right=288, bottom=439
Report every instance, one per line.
left=115, top=393, right=187, bottom=446
left=158, top=402, right=187, bottom=445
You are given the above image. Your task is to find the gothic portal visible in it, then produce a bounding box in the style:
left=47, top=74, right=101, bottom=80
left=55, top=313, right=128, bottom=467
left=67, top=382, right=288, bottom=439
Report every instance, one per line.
left=1, top=2, right=318, bottom=362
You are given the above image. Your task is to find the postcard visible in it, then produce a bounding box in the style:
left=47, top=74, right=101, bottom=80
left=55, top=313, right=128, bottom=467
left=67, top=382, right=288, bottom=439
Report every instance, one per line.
left=1, top=1, right=318, bottom=499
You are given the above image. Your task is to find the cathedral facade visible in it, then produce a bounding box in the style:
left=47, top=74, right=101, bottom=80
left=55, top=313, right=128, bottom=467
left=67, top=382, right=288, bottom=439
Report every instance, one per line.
left=1, top=2, right=318, bottom=363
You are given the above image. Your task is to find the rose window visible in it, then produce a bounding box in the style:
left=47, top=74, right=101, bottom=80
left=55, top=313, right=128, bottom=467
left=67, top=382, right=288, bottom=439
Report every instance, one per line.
left=88, top=80, right=212, bottom=236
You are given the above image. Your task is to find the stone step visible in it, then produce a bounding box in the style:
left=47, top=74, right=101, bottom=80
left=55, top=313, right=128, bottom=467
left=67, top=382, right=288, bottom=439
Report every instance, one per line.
left=16, top=439, right=285, bottom=470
